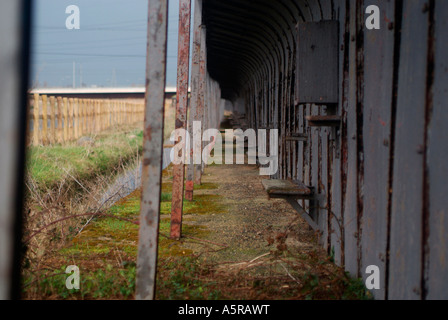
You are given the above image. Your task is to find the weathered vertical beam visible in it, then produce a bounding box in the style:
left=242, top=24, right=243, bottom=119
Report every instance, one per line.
left=79, top=99, right=84, bottom=137
left=68, top=98, right=74, bottom=141
left=42, top=95, right=48, bottom=145
left=93, top=100, right=97, bottom=133
left=361, top=0, right=396, bottom=300
left=330, top=0, right=347, bottom=267
left=135, top=0, right=168, bottom=301
left=0, top=0, right=31, bottom=299
left=49, top=96, right=56, bottom=144
left=95, top=100, right=99, bottom=133
left=427, top=0, right=448, bottom=300
left=63, top=98, right=68, bottom=143
left=100, top=101, right=104, bottom=132
left=344, top=0, right=363, bottom=278
left=57, top=97, right=63, bottom=143
left=304, top=104, right=311, bottom=214
left=310, top=106, right=319, bottom=222
left=389, top=0, right=430, bottom=300
left=74, top=98, right=79, bottom=140
left=88, top=99, right=92, bottom=134
left=92, top=100, right=96, bottom=133
left=33, top=94, right=39, bottom=146
left=320, top=124, right=329, bottom=250
left=170, top=0, right=192, bottom=240
left=297, top=104, right=304, bottom=182
left=186, top=0, right=202, bottom=201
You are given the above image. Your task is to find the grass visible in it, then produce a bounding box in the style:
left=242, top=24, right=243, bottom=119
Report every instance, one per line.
left=23, top=263, right=137, bottom=300
left=22, top=124, right=372, bottom=300
left=23, top=182, right=372, bottom=300
left=22, top=187, right=214, bottom=299
left=26, top=128, right=143, bottom=191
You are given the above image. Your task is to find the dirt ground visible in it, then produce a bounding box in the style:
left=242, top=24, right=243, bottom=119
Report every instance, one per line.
left=153, top=159, right=368, bottom=300
left=23, top=132, right=370, bottom=300
left=183, top=162, right=319, bottom=269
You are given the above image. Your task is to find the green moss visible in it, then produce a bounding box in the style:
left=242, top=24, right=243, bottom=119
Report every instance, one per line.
left=59, top=243, right=111, bottom=256
left=156, top=218, right=211, bottom=258
left=194, top=183, right=219, bottom=190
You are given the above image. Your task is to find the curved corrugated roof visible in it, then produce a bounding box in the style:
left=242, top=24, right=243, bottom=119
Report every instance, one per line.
left=203, top=0, right=334, bottom=100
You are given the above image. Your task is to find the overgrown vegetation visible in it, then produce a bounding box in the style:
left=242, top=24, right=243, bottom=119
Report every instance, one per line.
left=22, top=115, right=372, bottom=300
left=22, top=126, right=145, bottom=299
left=26, top=128, right=143, bottom=191
left=23, top=176, right=372, bottom=300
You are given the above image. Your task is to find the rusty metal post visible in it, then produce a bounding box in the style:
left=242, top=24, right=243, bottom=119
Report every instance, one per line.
left=203, top=73, right=210, bottom=167
left=135, top=0, right=168, bottom=300
left=170, top=0, right=192, bottom=240
left=185, top=0, right=202, bottom=201
left=196, top=25, right=207, bottom=180
left=0, top=0, right=31, bottom=299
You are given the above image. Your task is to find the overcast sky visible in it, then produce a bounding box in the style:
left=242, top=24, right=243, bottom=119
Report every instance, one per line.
left=31, top=0, right=186, bottom=88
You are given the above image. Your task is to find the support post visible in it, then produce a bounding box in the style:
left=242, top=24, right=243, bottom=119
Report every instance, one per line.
left=196, top=25, right=207, bottom=183
left=186, top=0, right=202, bottom=201
left=0, top=0, right=31, bottom=299
left=170, top=0, right=192, bottom=240
left=135, top=0, right=168, bottom=300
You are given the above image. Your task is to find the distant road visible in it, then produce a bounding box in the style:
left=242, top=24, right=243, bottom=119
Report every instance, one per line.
left=29, top=87, right=186, bottom=99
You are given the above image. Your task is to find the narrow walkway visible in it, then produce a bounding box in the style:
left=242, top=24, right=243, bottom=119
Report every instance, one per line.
left=28, top=150, right=369, bottom=300
left=156, top=162, right=353, bottom=299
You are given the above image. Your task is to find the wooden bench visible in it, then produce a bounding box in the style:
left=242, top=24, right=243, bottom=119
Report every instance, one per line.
left=306, top=115, right=341, bottom=127
left=262, top=179, right=318, bottom=231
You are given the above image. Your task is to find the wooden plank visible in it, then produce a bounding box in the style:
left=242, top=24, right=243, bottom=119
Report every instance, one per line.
left=63, top=98, right=68, bottom=143
left=320, top=126, right=329, bottom=249
left=297, top=104, right=304, bottom=183
left=389, top=0, right=429, bottom=300
left=79, top=99, right=84, bottom=137
left=285, top=133, right=307, bottom=142
left=68, top=98, right=74, bottom=140
left=306, top=115, right=341, bottom=127
left=427, top=0, right=448, bottom=300
left=49, top=96, right=56, bottom=144
left=33, top=94, right=39, bottom=146
left=57, top=97, right=63, bottom=143
left=310, top=106, right=319, bottom=222
left=261, top=179, right=311, bottom=197
left=297, top=20, right=339, bottom=104
left=74, top=98, right=79, bottom=140
left=330, top=0, right=346, bottom=267
left=343, top=0, right=361, bottom=280
left=287, top=198, right=319, bottom=231
left=304, top=104, right=311, bottom=212
left=42, top=95, right=48, bottom=145
left=361, top=0, right=396, bottom=300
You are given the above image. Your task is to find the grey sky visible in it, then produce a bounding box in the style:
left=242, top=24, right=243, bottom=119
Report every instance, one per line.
left=31, top=0, right=184, bottom=88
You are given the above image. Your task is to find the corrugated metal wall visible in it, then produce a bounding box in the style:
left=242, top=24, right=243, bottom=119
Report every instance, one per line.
left=204, top=0, right=447, bottom=299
